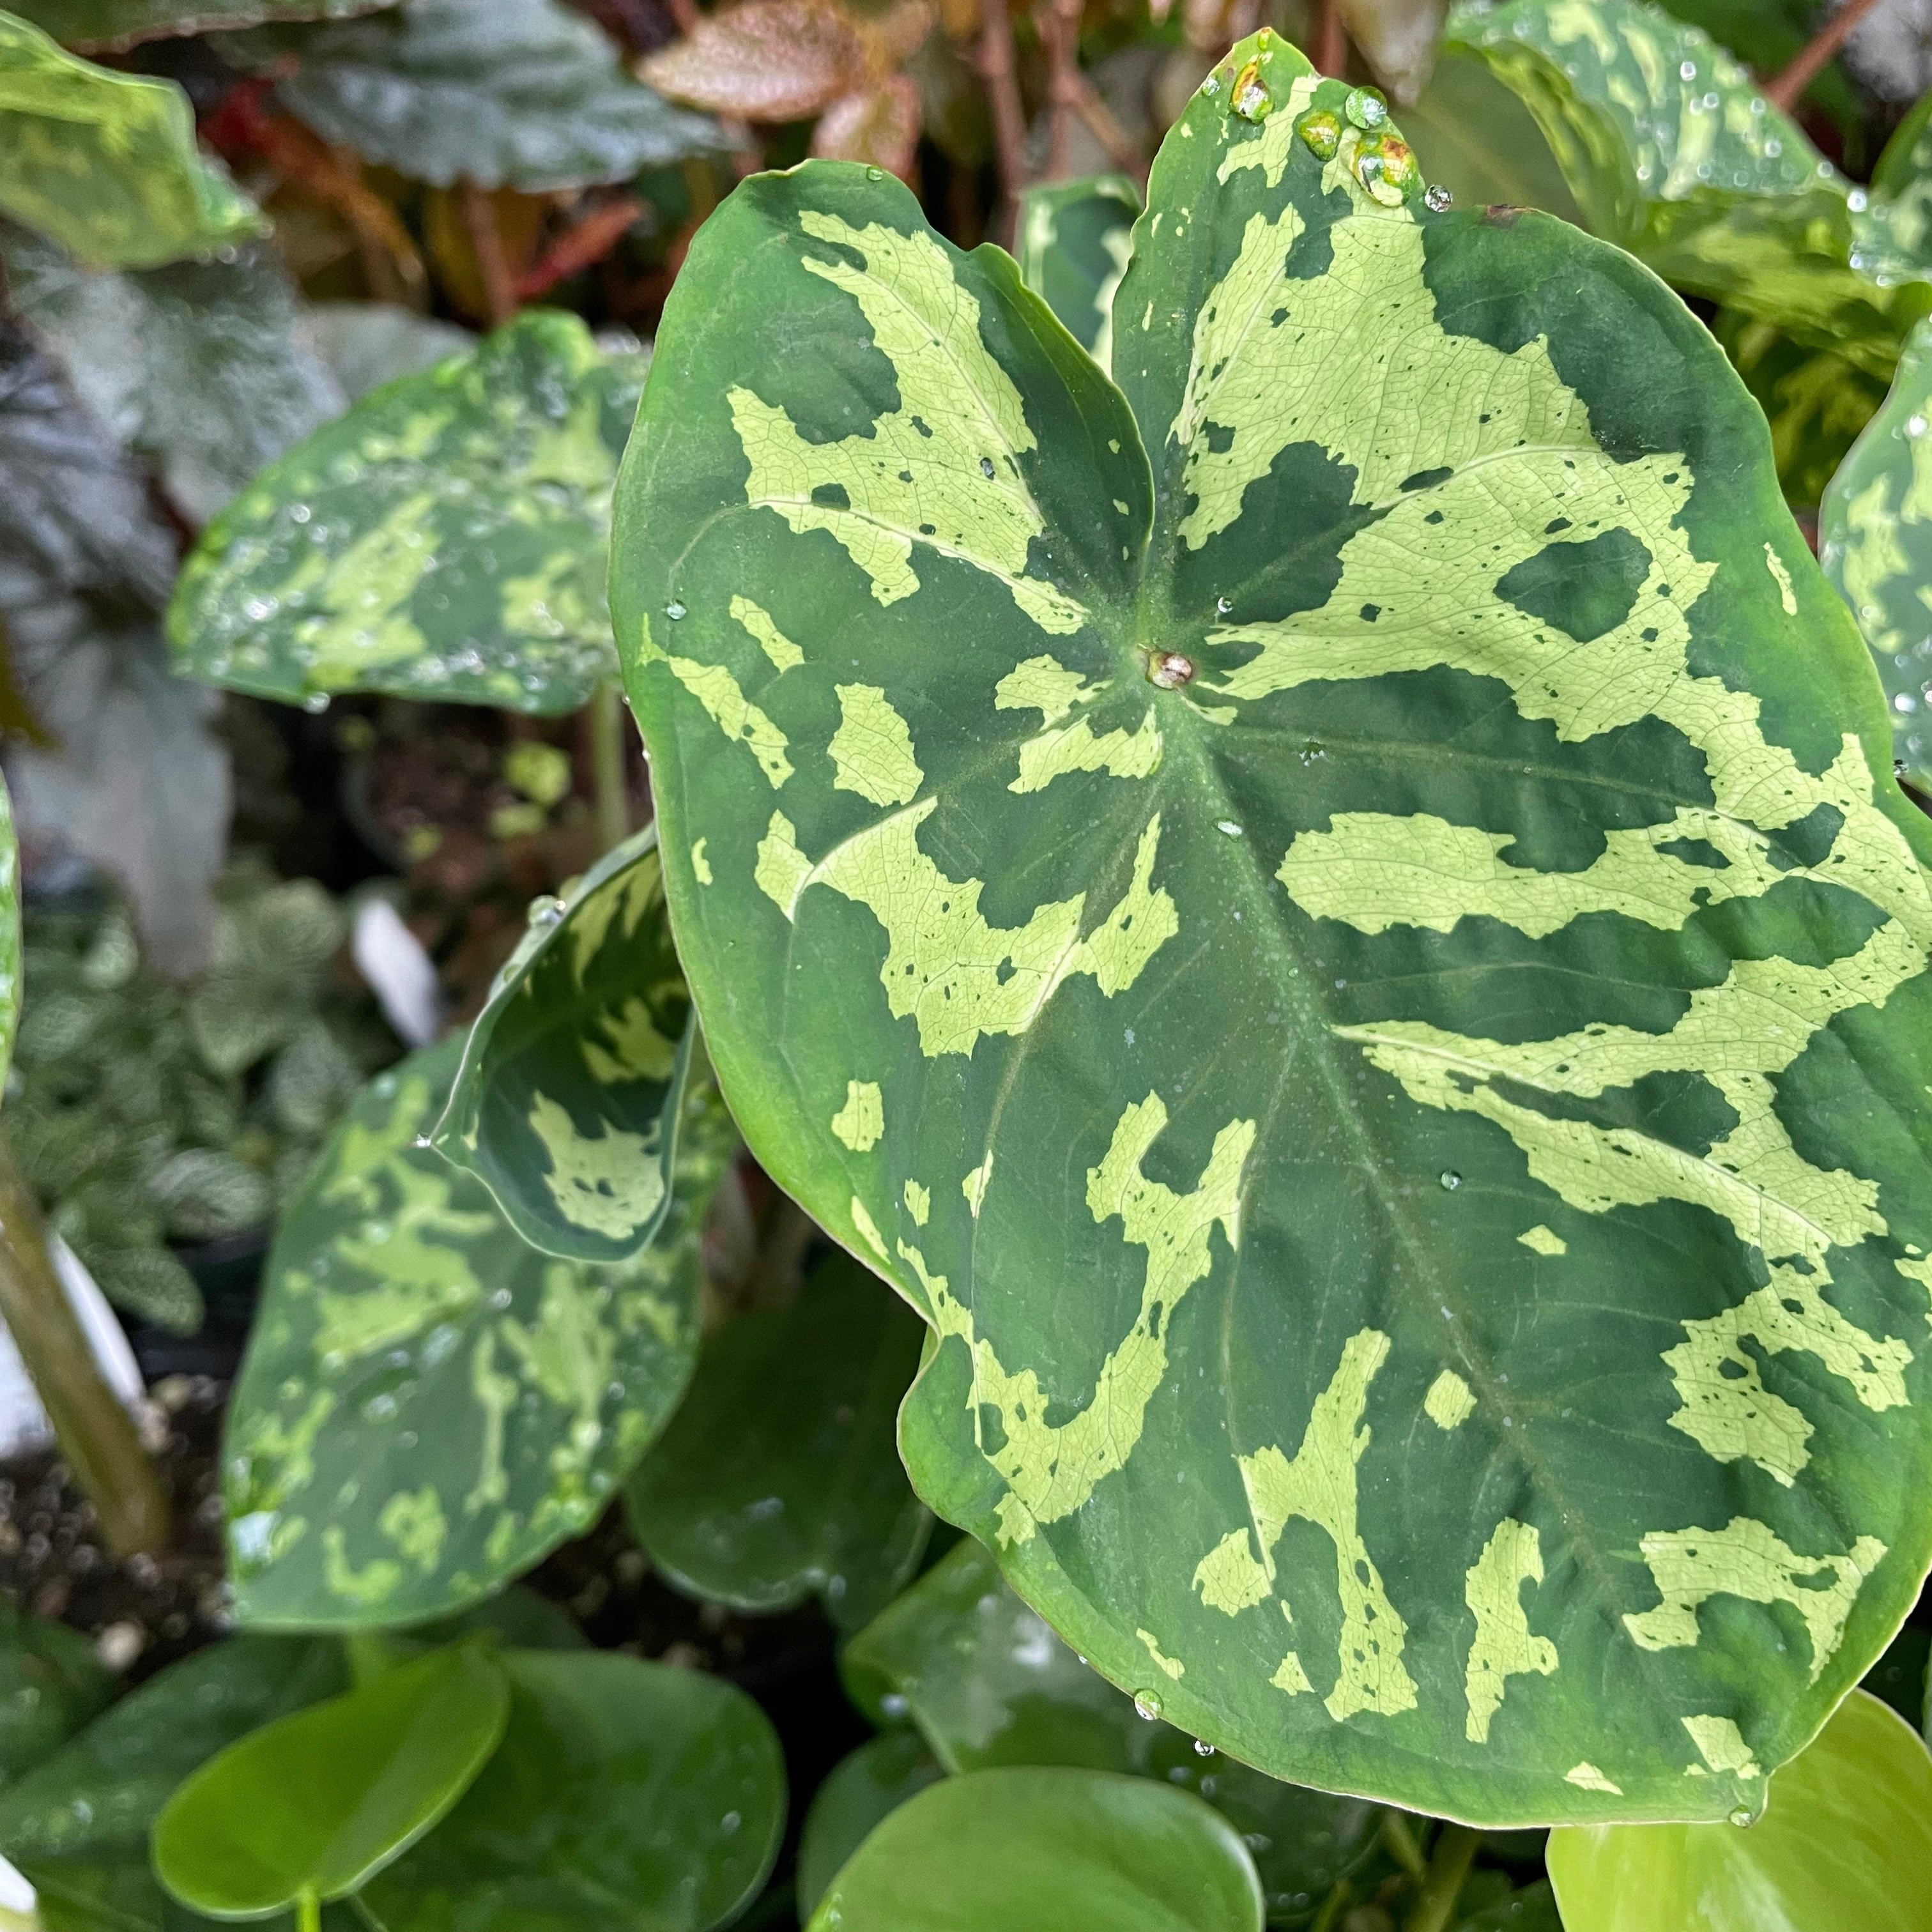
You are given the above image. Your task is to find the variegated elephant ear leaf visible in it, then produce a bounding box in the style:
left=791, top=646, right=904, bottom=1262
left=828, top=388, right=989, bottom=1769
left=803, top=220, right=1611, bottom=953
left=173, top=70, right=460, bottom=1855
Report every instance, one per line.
left=1821, top=316, right=1932, bottom=791
left=1015, top=174, right=1140, bottom=373
left=0, top=10, right=264, bottom=268
left=169, top=310, right=641, bottom=716
left=611, top=28, right=1932, bottom=1825
left=431, top=824, right=698, bottom=1262
left=224, top=1034, right=736, bottom=1628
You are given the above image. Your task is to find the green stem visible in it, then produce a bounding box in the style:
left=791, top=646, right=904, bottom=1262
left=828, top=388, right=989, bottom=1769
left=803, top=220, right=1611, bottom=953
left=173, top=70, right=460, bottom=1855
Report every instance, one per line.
left=296, top=1888, right=321, bottom=1932
left=0, top=1123, right=169, bottom=1555
left=1383, top=1811, right=1428, bottom=1882
left=1402, top=1823, right=1481, bottom=1932
left=590, top=681, right=632, bottom=855
left=1310, top=1882, right=1351, bottom=1932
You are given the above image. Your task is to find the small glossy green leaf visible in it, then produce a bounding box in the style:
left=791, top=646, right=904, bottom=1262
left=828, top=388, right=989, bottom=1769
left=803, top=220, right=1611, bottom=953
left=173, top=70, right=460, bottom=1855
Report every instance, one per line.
left=360, top=1649, right=785, bottom=1932
left=224, top=1033, right=735, bottom=1629
left=1820, top=315, right=1932, bottom=788
left=795, top=1733, right=943, bottom=1921
left=845, top=1540, right=1384, bottom=1918
left=1546, top=1689, right=1932, bottom=1930
left=7, top=0, right=393, bottom=53
left=215, top=0, right=718, bottom=192
left=625, top=1254, right=930, bottom=1628
left=153, top=1644, right=509, bottom=1919
left=2, top=224, right=344, bottom=527
left=171, top=309, right=639, bottom=716
left=432, top=825, right=695, bottom=1262
left=613, top=27, right=1932, bottom=1823
left=1015, top=174, right=1140, bottom=373
left=1443, top=0, right=1929, bottom=374
left=0, top=11, right=263, bottom=269
left=0, top=1604, right=112, bottom=1793
left=0, top=1636, right=348, bottom=1932
left=804, top=1767, right=1263, bottom=1932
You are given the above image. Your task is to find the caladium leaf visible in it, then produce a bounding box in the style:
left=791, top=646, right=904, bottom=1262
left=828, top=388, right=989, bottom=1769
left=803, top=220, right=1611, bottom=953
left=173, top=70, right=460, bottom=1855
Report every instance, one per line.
left=169, top=310, right=640, bottom=716
left=215, top=0, right=720, bottom=192
left=625, top=1253, right=931, bottom=1628
left=223, top=1034, right=736, bottom=1629
left=1820, top=316, right=1932, bottom=791
left=843, top=1538, right=1385, bottom=1917
left=0, top=11, right=263, bottom=269
left=1442, top=0, right=1931, bottom=378
left=432, top=825, right=698, bottom=1262
left=2, top=224, right=345, bottom=528
left=1015, top=174, right=1140, bottom=374
left=5, top=0, right=393, bottom=53
left=611, top=28, right=1932, bottom=1825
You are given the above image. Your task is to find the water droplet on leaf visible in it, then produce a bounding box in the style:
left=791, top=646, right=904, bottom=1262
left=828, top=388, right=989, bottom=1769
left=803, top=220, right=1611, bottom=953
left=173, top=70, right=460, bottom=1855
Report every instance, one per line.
left=1133, top=1689, right=1163, bottom=1721
left=1193, top=1738, right=1216, bottom=1756
left=1296, top=109, right=1341, bottom=158
left=1425, top=183, right=1453, bottom=211
left=664, top=600, right=686, bottom=620
left=1344, top=87, right=1388, bottom=130
left=1439, top=1170, right=1461, bottom=1191
left=1149, top=651, right=1195, bottom=689
left=1229, top=59, right=1272, bottom=121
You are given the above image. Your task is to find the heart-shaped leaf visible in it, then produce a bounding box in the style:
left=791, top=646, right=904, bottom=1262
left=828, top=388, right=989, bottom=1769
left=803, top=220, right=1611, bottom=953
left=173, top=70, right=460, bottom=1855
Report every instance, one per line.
left=625, top=1252, right=931, bottom=1628
left=1820, top=314, right=1932, bottom=789
left=0, top=12, right=263, bottom=269
left=1015, top=174, right=1140, bottom=373
left=7, top=1, right=397, bottom=55
left=224, top=1032, right=735, bottom=1629
left=153, top=1643, right=509, bottom=1920
left=359, top=1649, right=786, bottom=1932
left=0, top=1636, right=348, bottom=1932
left=0, top=1602, right=112, bottom=1793
left=611, top=29, right=1932, bottom=1822
left=170, top=310, right=639, bottom=716
left=1545, top=1688, right=1932, bottom=1929
left=215, top=0, right=719, bottom=192
left=804, top=1767, right=1264, bottom=1932
left=432, top=824, right=697, bottom=1262
left=1443, top=0, right=1931, bottom=374
left=843, top=1538, right=1384, bottom=1917
left=795, top=1733, right=944, bottom=1920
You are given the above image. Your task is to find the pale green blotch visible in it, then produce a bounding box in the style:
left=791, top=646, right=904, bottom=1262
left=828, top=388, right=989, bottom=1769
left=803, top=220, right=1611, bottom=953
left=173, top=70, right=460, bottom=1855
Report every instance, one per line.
left=579, top=997, right=678, bottom=1086
left=692, top=839, right=713, bottom=885
left=830, top=684, right=924, bottom=806
left=1463, top=1518, right=1558, bottom=1744
left=1566, top=1763, right=1622, bottom=1795
left=500, top=1268, right=616, bottom=1532
left=467, top=1331, right=515, bottom=1517
left=850, top=1195, right=891, bottom=1266
left=900, top=1091, right=1253, bottom=1546
left=529, top=1093, right=664, bottom=1241
left=1138, top=1629, right=1184, bottom=1680
left=832, top=1080, right=884, bottom=1152
left=1764, top=542, right=1798, bottom=615
left=728, top=211, right=1085, bottom=637
left=293, top=491, right=441, bottom=687
left=640, top=632, right=792, bottom=787
left=903, top=1179, right=930, bottom=1226
left=1011, top=707, right=1162, bottom=797
left=1424, top=1368, right=1475, bottom=1430
left=1682, top=1715, right=1761, bottom=1780
left=1517, top=1225, right=1565, bottom=1256
left=753, top=806, right=1178, bottom=1057
left=324, top=1526, right=402, bottom=1607
left=731, top=594, right=804, bottom=672
left=962, top=1153, right=993, bottom=1217
left=1623, top=1516, right=1887, bottom=1683
left=1195, top=1328, right=1418, bottom=1722
left=379, top=1486, right=448, bottom=1575
left=994, top=655, right=1097, bottom=725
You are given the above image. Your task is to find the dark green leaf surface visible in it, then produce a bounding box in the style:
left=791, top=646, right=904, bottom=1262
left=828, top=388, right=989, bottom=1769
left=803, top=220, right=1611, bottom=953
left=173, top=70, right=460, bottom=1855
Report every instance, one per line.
left=433, top=825, right=696, bottom=1262
left=153, top=1644, right=508, bottom=1917
left=612, top=28, right=1932, bottom=1822
left=803, top=1767, right=1264, bottom=1932
left=0, top=11, right=263, bottom=268
left=224, top=1033, right=735, bottom=1629
left=1, top=224, right=344, bottom=527
left=1860, top=1623, right=1929, bottom=1731
left=1015, top=174, right=1140, bottom=372
left=844, top=1540, right=1384, bottom=1917
left=1546, top=1689, right=1932, bottom=1929
left=0, top=1604, right=112, bottom=1793
left=625, top=1254, right=930, bottom=1629
left=0, top=1636, right=348, bottom=1932
left=170, top=310, right=638, bottom=716
left=795, top=1733, right=944, bottom=1920
left=1443, top=0, right=1930, bottom=376
left=1457, top=1881, right=1560, bottom=1932
left=8, top=0, right=392, bottom=52
left=1820, top=316, right=1932, bottom=788
left=360, top=1649, right=786, bottom=1932
left=216, top=0, right=719, bottom=192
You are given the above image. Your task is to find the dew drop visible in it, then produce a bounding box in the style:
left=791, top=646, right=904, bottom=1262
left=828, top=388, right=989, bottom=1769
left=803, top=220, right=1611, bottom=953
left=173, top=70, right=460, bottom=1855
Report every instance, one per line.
left=1729, top=1806, right=1754, bottom=1828
left=979, top=456, right=996, bottom=479
left=664, top=600, right=686, bottom=620
left=1425, top=183, right=1453, bottom=212
left=1229, top=58, right=1272, bottom=122
left=303, top=692, right=330, bottom=714
left=865, top=166, right=884, bottom=180
left=1439, top=1170, right=1461, bottom=1191
left=1148, top=650, right=1195, bottom=689
left=1193, top=1738, right=1216, bottom=1756
left=1296, top=109, right=1341, bottom=158
left=1133, top=1689, right=1163, bottom=1721
left=1215, top=595, right=1232, bottom=614
left=1344, top=86, right=1388, bottom=130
